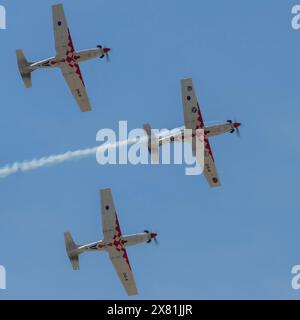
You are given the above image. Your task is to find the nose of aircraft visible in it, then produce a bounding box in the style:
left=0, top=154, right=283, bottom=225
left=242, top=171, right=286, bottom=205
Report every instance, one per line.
left=233, top=122, right=241, bottom=128
left=150, top=233, right=157, bottom=239
left=103, top=48, right=111, bottom=54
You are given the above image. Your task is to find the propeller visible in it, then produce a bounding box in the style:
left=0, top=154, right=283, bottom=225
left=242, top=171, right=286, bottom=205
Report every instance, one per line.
left=235, top=125, right=241, bottom=137
left=145, top=230, right=158, bottom=245
left=97, top=45, right=111, bottom=61
left=104, top=48, right=111, bottom=62
left=234, top=119, right=241, bottom=137
left=229, top=119, right=241, bottom=137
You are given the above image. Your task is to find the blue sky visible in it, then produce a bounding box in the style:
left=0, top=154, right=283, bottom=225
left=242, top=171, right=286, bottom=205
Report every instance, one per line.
left=0, top=0, right=300, bottom=299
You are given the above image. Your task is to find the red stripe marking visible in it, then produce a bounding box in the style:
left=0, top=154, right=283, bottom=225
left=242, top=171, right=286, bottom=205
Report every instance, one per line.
left=113, top=213, right=132, bottom=271
left=65, top=29, right=85, bottom=86
left=192, top=103, right=215, bottom=162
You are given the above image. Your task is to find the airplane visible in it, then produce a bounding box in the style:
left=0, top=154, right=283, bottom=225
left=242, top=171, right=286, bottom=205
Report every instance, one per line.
left=144, top=78, right=241, bottom=188
left=16, top=3, right=111, bottom=112
left=64, top=188, right=158, bottom=296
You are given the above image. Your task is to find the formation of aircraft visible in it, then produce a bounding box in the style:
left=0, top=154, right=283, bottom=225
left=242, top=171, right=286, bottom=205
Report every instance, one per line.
left=16, top=4, right=111, bottom=112
left=14, top=4, right=242, bottom=296
left=144, top=78, right=241, bottom=187
left=65, top=188, right=158, bottom=296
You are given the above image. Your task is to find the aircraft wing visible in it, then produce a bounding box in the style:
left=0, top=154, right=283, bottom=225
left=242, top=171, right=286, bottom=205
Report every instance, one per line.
left=182, top=78, right=221, bottom=187
left=52, top=4, right=72, bottom=57
left=53, top=4, right=91, bottom=112
left=101, top=189, right=138, bottom=296
left=201, top=139, right=221, bottom=187
left=101, top=189, right=120, bottom=242
left=60, top=63, right=91, bottom=112
left=181, top=78, right=204, bottom=130
left=107, top=247, right=138, bottom=296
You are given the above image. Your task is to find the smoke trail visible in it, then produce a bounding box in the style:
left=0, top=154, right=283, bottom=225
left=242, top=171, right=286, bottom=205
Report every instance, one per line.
left=0, top=138, right=143, bottom=179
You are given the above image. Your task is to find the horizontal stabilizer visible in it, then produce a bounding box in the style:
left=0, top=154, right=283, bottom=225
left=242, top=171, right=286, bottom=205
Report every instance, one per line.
left=143, top=123, right=159, bottom=163
left=64, top=232, right=80, bottom=271
left=16, top=49, right=32, bottom=88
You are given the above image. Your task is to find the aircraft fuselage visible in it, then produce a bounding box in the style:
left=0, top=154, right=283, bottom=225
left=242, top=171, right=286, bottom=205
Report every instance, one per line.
left=156, top=121, right=241, bottom=146
left=71, top=232, right=156, bottom=256
left=29, top=47, right=106, bottom=70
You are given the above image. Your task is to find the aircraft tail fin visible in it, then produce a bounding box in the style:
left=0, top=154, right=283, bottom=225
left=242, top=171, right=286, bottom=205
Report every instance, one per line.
left=64, top=232, right=80, bottom=271
left=16, top=49, right=33, bottom=88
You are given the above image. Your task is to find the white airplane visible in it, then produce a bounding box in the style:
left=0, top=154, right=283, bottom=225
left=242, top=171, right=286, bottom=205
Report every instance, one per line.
left=144, top=78, right=241, bottom=187
left=16, top=4, right=111, bottom=112
left=64, top=188, right=158, bottom=296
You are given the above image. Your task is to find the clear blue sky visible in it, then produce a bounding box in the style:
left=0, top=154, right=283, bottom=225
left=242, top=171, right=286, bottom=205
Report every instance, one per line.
left=0, top=0, right=300, bottom=299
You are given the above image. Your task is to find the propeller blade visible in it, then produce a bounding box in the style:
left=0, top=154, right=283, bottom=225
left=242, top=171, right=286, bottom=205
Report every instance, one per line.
left=98, top=46, right=111, bottom=61
left=234, top=119, right=241, bottom=137
left=236, top=126, right=240, bottom=137
left=103, top=47, right=111, bottom=62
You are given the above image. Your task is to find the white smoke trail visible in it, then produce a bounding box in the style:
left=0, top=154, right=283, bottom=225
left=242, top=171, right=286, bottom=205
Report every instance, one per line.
left=0, top=138, right=142, bottom=179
